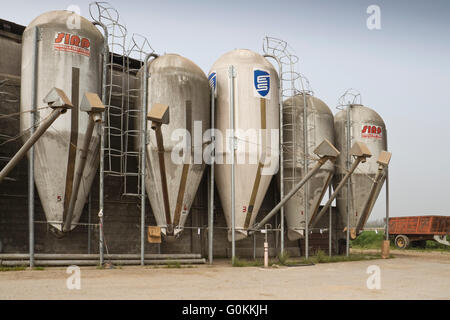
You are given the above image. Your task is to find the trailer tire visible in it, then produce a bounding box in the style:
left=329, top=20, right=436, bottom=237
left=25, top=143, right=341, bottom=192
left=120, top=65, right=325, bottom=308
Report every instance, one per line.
left=395, top=235, right=409, bottom=249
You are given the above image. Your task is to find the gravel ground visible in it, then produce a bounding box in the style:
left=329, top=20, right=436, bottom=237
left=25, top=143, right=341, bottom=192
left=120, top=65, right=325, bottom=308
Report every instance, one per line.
left=0, top=250, right=448, bottom=300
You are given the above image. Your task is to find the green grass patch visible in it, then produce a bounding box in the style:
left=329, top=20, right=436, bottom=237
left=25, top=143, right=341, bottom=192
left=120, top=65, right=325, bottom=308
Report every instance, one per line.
left=423, top=237, right=450, bottom=251
left=232, top=257, right=264, bottom=267
left=231, top=250, right=386, bottom=267
left=0, top=266, right=27, bottom=272
left=296, top=250, right=386, bottom=264
left=164, top=261, right=182, bottom=268
left=277, top=251, right=290, bottom=266
left=406, top=240, right=450, bottom=252
left=147, top=263, right=196, bottom=269
left=352, top=231, right=450, bottom=252
left=32, top=266, right=45, bottom=271
left=163, top=261, right=197, bottom=268
left=351, top=231, right=385, bottom=249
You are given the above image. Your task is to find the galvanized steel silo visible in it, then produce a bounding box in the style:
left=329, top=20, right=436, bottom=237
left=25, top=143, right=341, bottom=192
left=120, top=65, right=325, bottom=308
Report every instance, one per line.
left=282, top=93, right=335, bottom=240
left=20, top=10, right=104, bottom=233
left=209, top=49, right=280, bottom=241
left=139, top=54, right=210, bottom=238
left=333, top=104, right=387, bottom=235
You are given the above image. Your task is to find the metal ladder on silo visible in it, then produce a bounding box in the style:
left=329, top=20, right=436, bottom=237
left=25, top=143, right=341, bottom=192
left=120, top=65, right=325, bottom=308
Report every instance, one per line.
left=335, top=89, right=363, bottom=224
left=122, top=35, right=155, bottom=197
left=91, top=3, right=128, bottom=178
left=91, top=2, right=154, bottom=197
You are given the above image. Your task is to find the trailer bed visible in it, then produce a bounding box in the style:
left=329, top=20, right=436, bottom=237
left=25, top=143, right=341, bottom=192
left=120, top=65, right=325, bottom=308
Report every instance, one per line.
left=389, top=216, right=449, bottom=236
left=388, top=215, right=449, bottom=248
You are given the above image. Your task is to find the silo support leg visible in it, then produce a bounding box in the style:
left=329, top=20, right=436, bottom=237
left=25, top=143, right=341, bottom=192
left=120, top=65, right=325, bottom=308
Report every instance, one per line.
left=355, top=169, right=386, bottom=235
left=310, top=156, right=365, bottom=229
left=309, top=171, right=334, bottom=223
left=63, top=112, right=103, bottom=232
left=252, top=156, right=333, bottom=231
left=252, top=138, right=340, bottom=232
left=356, top=151, right=392, bottom=235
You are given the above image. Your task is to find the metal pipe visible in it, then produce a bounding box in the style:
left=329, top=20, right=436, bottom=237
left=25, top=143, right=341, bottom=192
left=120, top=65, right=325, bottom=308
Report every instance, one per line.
left=141, top=58, right=148, bottom=266
left=208, top=86, right=215, bottom=265
left=88, top=192, right=91, bottom=254
left=302, top=93, right=309, bottom=259
left=29, top=26, right=39, bottom=268
left=263, top=54, right=284, bottom=255
left=275, top=211, right=278, bottom=250
left=346, top=105, right=351, bottom=257
left=229, top=65, right=236, bottom=263
left=310, top=156, right=364, bottom=229
left=253, top=233, right=256, bottom=260
left=366, top=170, right=387, bottom=223
left=0, top=253, right=202, bottom=260
left=63, top=113, right=101, bottom=232
left=264, top=224, right=269, bottom=268
left=93, top=21, right=108, bottom=266
left=253, top=157, right=331, bottom=231
left=0, top=108, right=64, bottom=183
left=385, top=169, right=389, bottom=240
left=207, top=171, right=212, bottom=264
left=141, top=52, right=159, bottom=265
left=356, top=166, right=386, bottom=234
left=328, top=185, right=332, bottom=257
left=1, top=259, right=206, bottom=267
left=385, top=133, right=390, bottom=241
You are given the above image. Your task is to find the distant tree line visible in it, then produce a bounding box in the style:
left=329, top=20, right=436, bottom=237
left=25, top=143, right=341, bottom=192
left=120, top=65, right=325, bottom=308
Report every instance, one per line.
left=365, top=218, right=385, bottom=228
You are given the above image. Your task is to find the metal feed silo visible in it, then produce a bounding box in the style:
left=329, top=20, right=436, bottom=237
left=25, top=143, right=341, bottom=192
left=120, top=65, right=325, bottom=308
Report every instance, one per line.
left=139, top=54, right=210, bottom=238
left=209, top=49, right=279, bottom=241
left=20, top=10, right=104, bottom=233
left=333, top=104, right=387, bottom=236
left=282, top=93, right=335, bottom=240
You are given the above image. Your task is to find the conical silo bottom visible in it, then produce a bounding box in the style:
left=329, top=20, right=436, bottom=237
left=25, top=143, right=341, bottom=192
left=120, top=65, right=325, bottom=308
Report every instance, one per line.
left=216, top=162, right=273, bottom=242
left=33, top=128, right=100, bottom=233
left=145, top=148, right=206, bottom=238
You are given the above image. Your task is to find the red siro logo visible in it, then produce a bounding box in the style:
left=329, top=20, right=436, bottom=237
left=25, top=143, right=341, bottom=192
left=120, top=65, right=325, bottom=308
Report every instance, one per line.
left=54, top=32, right=91, bottom=57
left=361, top=125, right=382, bottom=139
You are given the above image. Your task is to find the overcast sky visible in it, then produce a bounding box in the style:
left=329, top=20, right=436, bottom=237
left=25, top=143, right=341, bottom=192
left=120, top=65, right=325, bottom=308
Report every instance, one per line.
left=1, top=0, right=449, bottom=221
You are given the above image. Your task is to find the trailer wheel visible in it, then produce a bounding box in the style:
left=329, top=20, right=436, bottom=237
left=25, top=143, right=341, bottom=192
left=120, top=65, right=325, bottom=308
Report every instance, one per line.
left=395, top=235, right=409, bottom=249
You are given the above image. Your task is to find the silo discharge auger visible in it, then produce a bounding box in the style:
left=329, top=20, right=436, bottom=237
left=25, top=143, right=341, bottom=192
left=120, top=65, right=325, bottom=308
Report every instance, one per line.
left=251, top=139, right=340, bottom=232
left=355, top=151, right=391, bottom=237
left=309, top=141, right=372, bottom=230
left=63, top=93, right=105, bottom=232
left=0, top=88, right=73, bottom=184
left=147, top=103, right=172, bottom=235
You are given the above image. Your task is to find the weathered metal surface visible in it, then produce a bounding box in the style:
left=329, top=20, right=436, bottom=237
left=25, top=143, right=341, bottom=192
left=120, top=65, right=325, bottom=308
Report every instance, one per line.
left=209, top=49, right=280, bottom=241
left=311, top=144, right=371, bottom=228
left=20, top=10, right=104, bottom=232
left=138, top=54, right=210, bottom=238
left=282, top=94, right=335, bottom=240
left=389, top=216, right=449, bottom=236
left=253, top=139, right=339, bottom=232
left=356, top=151, right=391, bottom=234
left=0, top=253, right=202, bottom=260
left=0, top=107, right=64, bottom=183
left=333, top=104, right=387, bottom=233
left=0, top=258, right=206, bottom=266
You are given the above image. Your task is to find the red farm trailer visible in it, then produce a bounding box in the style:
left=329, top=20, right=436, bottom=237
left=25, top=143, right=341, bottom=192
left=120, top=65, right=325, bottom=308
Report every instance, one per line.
left=388, top=216, right=450, bottom=249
